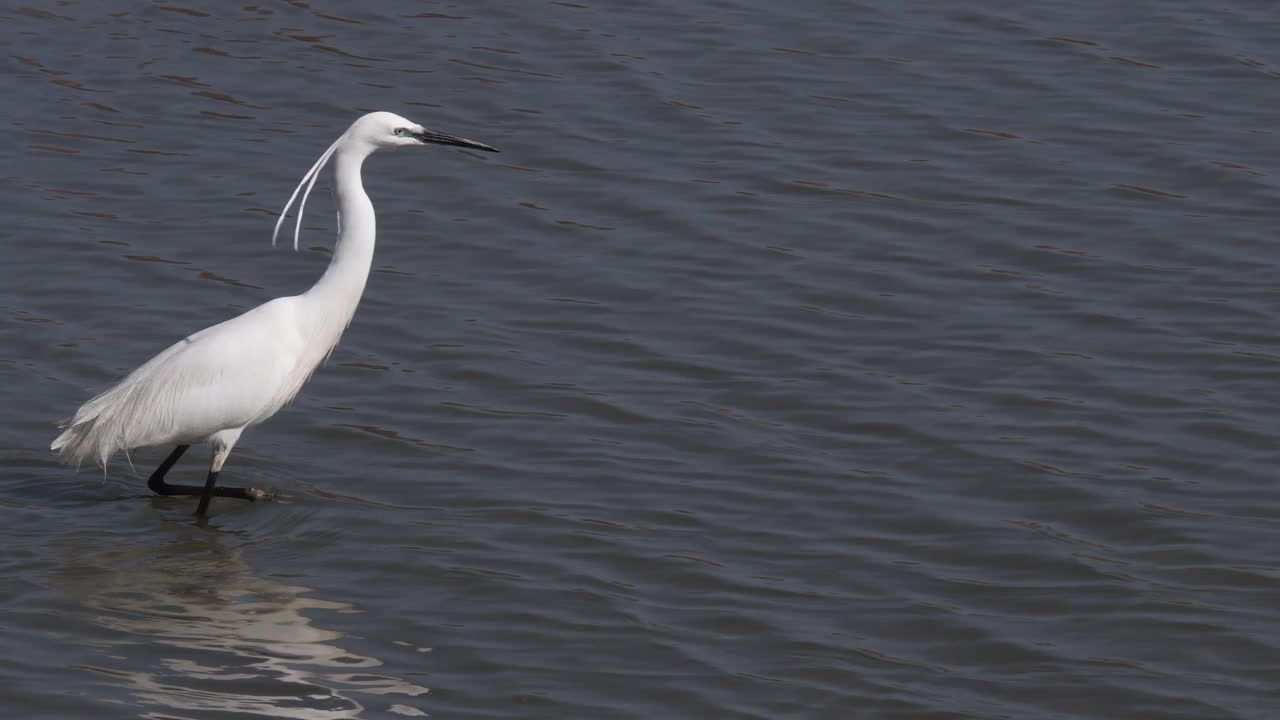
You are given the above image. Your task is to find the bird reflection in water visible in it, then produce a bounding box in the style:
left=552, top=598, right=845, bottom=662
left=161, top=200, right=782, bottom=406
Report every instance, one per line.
left=57, top=531, right=429, bottom=719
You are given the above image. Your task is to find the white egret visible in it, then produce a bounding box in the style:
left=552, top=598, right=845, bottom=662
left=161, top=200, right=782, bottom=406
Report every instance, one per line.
left=51, top=111, right=497, bottom=515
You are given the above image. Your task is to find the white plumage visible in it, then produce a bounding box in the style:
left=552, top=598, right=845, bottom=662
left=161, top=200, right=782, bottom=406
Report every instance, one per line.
left=52, top=297, right=312, bottom=467
left=51, top=111, right=497, bottom=513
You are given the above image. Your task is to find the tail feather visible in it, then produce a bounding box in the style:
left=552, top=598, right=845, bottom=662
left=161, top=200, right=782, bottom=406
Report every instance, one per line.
left=50, top=382, right=141, bottom=469
left=51, top=328, right=200, bottom=469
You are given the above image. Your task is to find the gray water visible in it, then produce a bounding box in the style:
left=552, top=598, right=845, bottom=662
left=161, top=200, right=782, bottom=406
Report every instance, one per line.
left=3, top=2, right=1279, bottom=718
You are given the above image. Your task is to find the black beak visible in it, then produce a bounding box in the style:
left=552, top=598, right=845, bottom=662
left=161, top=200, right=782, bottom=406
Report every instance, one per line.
left=412, top=128, right=499, bottom=152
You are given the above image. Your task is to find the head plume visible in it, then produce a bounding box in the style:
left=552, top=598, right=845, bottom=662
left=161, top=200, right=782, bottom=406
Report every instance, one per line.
left=270, top=112, right=496, bottom=250
left=271, top=133, right=344, bottom=252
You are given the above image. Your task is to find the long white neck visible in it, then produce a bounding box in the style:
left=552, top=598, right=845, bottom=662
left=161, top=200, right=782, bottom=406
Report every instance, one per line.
left=300, top=143, right=376, bottom=348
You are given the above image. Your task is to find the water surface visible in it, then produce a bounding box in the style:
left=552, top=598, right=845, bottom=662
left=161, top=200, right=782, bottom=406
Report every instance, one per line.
left=2, top=1, right=1279, bottom=718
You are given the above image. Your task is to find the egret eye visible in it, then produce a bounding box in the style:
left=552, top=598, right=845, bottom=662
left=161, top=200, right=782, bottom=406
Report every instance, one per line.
left=394, top=127, right=406, bottom=136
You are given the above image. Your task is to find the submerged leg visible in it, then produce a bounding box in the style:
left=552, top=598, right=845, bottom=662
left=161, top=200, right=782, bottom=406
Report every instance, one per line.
left=145, top=438, right=266, bottom=514
left=194, top=431, right=266, bottom=516
left=194, top=468, right=221, bottom=516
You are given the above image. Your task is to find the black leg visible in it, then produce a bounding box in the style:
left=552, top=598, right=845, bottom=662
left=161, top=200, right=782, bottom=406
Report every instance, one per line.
left=148, top=445, right=190, bottom=495
left=195, top=470, right=219, bottom=516
left=146, top=444, right=268, bottom=511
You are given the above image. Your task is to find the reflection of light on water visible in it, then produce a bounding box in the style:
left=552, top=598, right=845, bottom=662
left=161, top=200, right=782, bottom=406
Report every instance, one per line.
left=57, top=534, right=429, bottom=719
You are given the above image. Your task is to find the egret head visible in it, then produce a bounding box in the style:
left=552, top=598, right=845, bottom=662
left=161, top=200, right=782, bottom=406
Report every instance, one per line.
left=272, top=111, right=498, bottom=250
left=348, top=111, right=498, bottom=153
